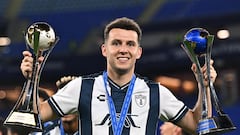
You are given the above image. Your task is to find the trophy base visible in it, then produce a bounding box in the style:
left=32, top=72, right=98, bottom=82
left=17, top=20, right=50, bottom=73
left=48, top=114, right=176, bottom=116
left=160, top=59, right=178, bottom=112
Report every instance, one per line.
left=4, top=111, right=43, bottom=133
left=3, top=124, right=42, bottom=134
left=197, top=114, right=236, bottom=135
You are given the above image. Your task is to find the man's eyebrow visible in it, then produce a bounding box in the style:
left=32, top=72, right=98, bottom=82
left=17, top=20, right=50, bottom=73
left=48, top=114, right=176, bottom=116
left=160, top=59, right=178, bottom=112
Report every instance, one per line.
left=127, top=40, right=136, bottom=43
left=111, top=39, right=121, bottom=42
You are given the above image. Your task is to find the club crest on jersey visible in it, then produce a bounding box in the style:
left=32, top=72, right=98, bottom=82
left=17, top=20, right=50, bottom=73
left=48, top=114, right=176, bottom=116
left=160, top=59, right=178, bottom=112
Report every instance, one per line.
left=135, top=94, right=146, bottom=107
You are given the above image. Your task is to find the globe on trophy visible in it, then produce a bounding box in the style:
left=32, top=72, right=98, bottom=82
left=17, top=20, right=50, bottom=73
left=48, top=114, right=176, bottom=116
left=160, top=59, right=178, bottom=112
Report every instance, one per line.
left=4, top=22, right=59, bottom=133
left=181, top=28, right=236, bottom=134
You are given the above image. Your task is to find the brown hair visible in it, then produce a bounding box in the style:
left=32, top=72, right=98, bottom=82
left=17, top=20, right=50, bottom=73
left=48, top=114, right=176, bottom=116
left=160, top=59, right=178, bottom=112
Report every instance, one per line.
left=104, top=17, right=142, bottom=44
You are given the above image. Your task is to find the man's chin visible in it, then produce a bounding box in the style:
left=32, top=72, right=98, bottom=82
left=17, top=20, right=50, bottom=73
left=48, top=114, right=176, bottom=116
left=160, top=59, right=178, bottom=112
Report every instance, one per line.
left=115, top=68, right=130, bottom=75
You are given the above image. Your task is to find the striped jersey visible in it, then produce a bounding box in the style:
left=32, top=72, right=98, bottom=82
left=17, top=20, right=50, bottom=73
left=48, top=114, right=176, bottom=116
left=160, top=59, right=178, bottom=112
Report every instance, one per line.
left=48, top=72, right=188, bottom=135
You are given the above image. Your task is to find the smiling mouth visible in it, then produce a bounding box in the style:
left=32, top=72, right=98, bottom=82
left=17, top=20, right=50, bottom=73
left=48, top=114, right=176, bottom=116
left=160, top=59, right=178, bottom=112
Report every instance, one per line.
left=117, top=57, right=129, bottom=60
left=117, top=57, right=129, bottom=61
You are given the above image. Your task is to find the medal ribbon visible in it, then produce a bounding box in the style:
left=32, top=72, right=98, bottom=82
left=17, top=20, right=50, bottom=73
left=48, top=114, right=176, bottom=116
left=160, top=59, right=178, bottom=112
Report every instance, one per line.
left=103, top=71, right=136, bottom=135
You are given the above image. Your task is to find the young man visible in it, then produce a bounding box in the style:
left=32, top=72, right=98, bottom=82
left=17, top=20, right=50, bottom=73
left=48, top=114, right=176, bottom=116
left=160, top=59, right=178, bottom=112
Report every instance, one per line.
left=20, top=17, right=217, bottom=135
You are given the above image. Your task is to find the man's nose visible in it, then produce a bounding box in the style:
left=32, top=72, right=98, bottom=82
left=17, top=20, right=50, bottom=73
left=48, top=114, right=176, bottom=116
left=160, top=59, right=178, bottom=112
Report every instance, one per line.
left=119, top=44, right=128, bottom=52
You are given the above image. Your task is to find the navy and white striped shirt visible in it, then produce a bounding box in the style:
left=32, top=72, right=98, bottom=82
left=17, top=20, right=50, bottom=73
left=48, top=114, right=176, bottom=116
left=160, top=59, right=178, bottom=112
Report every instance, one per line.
left=48, top=72, right=188, bottom=135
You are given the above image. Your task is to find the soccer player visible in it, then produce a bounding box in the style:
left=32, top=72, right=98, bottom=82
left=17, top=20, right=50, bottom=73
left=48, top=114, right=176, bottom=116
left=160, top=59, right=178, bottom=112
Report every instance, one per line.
left=20, top=17, right=217, bottom=135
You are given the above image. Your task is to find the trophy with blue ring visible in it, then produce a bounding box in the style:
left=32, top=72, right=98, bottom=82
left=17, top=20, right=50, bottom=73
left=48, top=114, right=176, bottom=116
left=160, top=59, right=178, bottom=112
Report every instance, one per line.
left=181, top=28, right=236, bottom=134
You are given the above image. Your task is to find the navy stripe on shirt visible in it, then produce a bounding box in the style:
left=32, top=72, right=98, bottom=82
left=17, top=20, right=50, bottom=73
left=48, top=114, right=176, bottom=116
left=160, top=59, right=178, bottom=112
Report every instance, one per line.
left=146, top=82, right=160, bottom=135
left=79, top=78, right=94, bottom=135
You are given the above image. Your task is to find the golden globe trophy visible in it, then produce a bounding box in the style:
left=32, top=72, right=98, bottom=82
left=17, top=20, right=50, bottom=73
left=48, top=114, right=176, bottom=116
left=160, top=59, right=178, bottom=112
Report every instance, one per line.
left=4, top=22, right=59, bottom=133
left=181, top=28, right=236, bottom=134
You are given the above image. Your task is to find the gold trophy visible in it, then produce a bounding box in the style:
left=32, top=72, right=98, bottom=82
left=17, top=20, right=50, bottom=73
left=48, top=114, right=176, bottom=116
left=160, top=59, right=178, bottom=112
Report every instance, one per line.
left=181, top=28, right=236, bottom=134
left=4, top=22, right=59, bottom=133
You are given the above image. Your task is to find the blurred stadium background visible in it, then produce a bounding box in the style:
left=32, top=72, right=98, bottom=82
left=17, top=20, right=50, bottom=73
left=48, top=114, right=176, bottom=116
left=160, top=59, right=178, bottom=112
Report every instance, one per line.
left=0, top=0, right=239, bottom=134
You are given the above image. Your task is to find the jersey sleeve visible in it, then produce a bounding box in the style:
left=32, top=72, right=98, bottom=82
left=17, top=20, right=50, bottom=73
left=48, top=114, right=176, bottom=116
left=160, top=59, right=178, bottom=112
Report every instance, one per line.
left=48, top=77, right=82, bottom=117
left=159, top=84, right=189, bottom=123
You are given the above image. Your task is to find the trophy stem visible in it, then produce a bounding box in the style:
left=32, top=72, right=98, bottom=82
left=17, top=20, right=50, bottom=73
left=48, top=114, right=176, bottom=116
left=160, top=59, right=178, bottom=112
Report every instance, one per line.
left=22, top=57, right=40, bottom=111
left=38, top=37, right=59, bottom=78
left=205, top=36, right=225, bottom=115
left=3, top=69, right=43, bottom=132
left=195, top=57, right=209, bottom=119
left=181, top=42, right=210, bottom=119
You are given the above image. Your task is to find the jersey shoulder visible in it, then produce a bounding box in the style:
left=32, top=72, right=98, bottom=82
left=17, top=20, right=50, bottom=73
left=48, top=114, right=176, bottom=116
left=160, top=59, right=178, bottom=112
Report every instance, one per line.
left=136, top=73, right=158, bottom=85
left=81, top=71, right=103, bottom=79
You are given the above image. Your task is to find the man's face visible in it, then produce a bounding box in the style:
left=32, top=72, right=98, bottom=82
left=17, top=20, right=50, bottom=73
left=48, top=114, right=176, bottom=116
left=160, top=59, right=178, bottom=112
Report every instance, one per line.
left=101, top=28, right=142, bottom=73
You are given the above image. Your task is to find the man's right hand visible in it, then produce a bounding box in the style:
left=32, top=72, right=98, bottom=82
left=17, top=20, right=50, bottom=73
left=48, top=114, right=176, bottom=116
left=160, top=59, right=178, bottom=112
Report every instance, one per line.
left=20, top=51, right=44, bottom=78
left=160, top=122, right=183, bottom=135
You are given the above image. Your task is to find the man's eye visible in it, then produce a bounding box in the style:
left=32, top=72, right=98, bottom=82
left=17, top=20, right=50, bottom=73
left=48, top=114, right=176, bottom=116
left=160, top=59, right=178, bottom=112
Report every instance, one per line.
left=112, top=41, right=119, bottom=46
left=128, top=42, right=135, bottom=46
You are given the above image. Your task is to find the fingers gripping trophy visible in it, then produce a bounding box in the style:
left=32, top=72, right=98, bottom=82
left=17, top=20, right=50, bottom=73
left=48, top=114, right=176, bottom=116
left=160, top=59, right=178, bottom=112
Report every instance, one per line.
left=4, top=22, right=59, bottom=133
left=181, top=28, right=236, bottom=134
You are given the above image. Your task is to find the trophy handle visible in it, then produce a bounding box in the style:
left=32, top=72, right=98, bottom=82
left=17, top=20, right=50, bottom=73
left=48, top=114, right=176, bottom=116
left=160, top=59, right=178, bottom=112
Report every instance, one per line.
left=181, top=41, right=210, bottom=119
left=205, top=35, right=225, bottom=116
left=38, top=36, right=59, bottom=78
left=198, top=35, right=237, bottom=135
left=26, top=36, right=59, bottom=112
left=21, top=59, right=40, bottom=111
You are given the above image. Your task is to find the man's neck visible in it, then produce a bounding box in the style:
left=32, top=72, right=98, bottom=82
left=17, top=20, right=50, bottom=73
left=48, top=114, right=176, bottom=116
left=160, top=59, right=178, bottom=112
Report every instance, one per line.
left=107, top=69, right=134, bottom=87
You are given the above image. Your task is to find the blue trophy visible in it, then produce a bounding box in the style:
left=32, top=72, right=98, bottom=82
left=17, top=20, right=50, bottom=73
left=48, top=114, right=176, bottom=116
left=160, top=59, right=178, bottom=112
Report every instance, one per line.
left=181, top=28, right=236, bottom=134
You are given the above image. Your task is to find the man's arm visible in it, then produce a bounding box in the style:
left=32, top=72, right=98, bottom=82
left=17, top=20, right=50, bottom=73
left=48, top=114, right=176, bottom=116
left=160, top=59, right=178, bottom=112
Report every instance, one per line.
left=40, top=101, right=58, bottom=122
left=160, top=122, right=183, bottom=135
left=39, top=75, right=78, bottom=122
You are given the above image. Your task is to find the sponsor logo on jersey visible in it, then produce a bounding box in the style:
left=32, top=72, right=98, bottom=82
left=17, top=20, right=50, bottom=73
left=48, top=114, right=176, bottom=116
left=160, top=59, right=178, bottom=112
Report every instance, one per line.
left=96, top=113, right=140, bottom=128
left=97, top=94, right=106, bottom=102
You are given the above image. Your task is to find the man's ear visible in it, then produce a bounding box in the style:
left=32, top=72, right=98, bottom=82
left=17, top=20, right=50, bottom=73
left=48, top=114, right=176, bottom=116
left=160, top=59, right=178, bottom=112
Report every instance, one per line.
left=101, top=44, right=107, bottom=57
left=136, top=47, right=142, bottom=59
